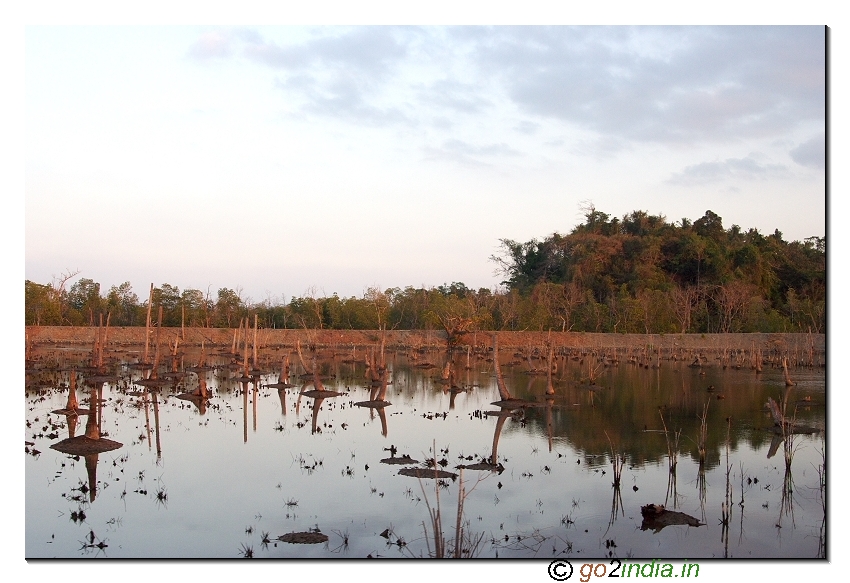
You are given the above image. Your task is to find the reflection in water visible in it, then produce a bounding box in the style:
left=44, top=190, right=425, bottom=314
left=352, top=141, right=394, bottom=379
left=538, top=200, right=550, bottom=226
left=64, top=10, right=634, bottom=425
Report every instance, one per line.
left=721, top=418, right=733, bottom=557
left=143, top=389, right=152, bottom=450
left=376, top=406, right=388, bottom=437
left=311, top=397, right=325, bottom=434
left=639, top=504, right=703, bottom=533
left=27, top=342, right=825, bottom=559
left=52, top=369, right=91, bottom=417
left=266, top=355, right=293, bottom=390
left=49, top=382, right=122, bottom=503
left=152, top=390, right=162, bottom=460
left=488, top=408, right=512, bottom=467
left=667, top=463, right=679, bottom=509
left=253, top=385, right=258, bottom=433
left=242, top=381, right=249, bottom=443
left=65, top=412, right=78, bottom=438
left=778, top=438, right=797, bottom=529
left=354, top=368, right=392, bottom=436
left=696, top=462, right=706, bottom=524
left=176, top=372, right=210, bottom=415
left=609, top=484, right=624, bottom=532
left=278, top=387, right=287, bottom=417
left=544, top=398, right=555, bottom=452
left=659, top=410, right=681, bottom=509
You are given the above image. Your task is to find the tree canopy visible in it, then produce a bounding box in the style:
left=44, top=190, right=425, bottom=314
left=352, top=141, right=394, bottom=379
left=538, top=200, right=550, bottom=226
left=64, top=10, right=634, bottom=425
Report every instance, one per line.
left=25, top=209, right=824, bottom=334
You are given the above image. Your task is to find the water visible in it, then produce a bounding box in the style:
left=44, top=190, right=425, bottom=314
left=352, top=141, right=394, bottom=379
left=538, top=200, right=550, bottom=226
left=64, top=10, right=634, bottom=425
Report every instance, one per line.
left=25, top=347, right=825, bottom=559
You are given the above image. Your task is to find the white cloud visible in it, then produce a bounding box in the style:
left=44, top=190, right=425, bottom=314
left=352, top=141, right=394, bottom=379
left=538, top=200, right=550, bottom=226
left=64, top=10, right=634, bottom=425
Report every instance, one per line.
left=668, top=155, right=792, bottom=185
left=474, top=26, right=825, bottom=146
left=789, top=134, right=825, bottom=169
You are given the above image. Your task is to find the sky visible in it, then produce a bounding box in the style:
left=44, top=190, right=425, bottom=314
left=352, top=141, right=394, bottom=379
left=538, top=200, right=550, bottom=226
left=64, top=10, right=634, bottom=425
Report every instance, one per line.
left=23, top=13, right=827, bottom=308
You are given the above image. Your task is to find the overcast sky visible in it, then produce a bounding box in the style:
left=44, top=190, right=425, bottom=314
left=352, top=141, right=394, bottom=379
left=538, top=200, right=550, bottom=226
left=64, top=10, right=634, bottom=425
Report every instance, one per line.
left=25, top=23, right=826, bottom=303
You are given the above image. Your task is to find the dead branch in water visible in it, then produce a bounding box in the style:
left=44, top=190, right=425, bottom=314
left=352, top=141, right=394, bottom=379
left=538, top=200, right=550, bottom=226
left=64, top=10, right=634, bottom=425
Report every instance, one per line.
left=782, top=356, right=795, bottom=386
left=492, top=334, right=512, bottom=401
left=296, top=339, right=313, bottom=375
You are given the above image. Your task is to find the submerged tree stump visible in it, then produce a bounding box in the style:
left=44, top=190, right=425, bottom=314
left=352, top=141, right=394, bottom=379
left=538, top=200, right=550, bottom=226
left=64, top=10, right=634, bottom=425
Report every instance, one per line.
left=639, top=504, right=703, bottom=533
left=277, top=531, right=329, bottom=544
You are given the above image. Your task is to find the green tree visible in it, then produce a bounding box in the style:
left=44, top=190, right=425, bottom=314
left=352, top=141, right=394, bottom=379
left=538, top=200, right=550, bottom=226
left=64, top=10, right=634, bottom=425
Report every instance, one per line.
left=181, top=288, right=207, bottom=327
left=215, top=288, right=243, bottom=327
left=67, top=278, right=103, bottom=325
left=106, top=282, right=140, bottom=326
left=25, top=280, right=62, bottom=325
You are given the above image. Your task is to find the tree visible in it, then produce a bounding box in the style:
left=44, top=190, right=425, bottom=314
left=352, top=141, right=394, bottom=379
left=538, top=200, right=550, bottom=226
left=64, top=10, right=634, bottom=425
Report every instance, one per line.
left=152, top=284, right=182, bottom=327
left=425, top=286, right=482, bottom=349
left=215, top=288, right=243, bottom=327
left=106, top=282, right=140, bottom=326
left=22, top=206, right=824, bottom=334
left=364, top=287, right=392, bottom=330
left=181, top=288, right=207, bottom=327
left=67, top=278, right=103, bottom=325
left=25, top=280, right=62, bottom=325
left=714, top=281, right=755, bottom=333
left=669, top=286, right=699, bottom=333
left=694, top=210, right=725, bottom=242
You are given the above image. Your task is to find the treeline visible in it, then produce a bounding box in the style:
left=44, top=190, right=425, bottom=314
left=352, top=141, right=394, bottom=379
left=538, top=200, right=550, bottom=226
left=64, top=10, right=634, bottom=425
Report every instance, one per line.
left=25, top=208, right=824, bottom=335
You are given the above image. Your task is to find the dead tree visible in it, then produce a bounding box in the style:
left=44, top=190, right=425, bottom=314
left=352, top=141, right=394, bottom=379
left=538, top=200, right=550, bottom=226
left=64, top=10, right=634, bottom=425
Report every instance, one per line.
left=492, top=333, right=513, bottom=402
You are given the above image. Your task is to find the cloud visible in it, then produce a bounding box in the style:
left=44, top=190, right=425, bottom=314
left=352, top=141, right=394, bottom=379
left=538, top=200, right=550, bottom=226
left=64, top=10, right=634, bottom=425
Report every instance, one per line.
left=186, top=26, right=825, bottom=150
left=473, top=26, right=825, bottom=146
left=244, top=27, right=410, bottom=77
left=417, top=79, right=493, bottom=115
left=423, top=138, right=523, bottom=167
left=273, top=73, right=413, bottom=127
left=302, top=95, right=412, bottom=128
left=569, top=135, right=630, bottom=159
left=789, top=134, right=825, bottom=169
left=668, top=155, right=791, bottom=185
left=241, top=27, right=416, bottom=127
left=514, top=120, right=540, bottom=134
left=442, top=139, right=522, bottom=157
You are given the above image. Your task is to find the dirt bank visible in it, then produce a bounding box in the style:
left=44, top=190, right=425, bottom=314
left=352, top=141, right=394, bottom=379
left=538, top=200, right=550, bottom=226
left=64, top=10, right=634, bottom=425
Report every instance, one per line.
left=25, top=326, right=824, bottom=356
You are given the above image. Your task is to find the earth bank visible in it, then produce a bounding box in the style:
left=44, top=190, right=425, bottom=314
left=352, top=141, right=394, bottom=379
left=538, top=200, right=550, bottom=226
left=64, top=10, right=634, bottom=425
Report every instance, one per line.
left=25, top=326, right=824, bottom=356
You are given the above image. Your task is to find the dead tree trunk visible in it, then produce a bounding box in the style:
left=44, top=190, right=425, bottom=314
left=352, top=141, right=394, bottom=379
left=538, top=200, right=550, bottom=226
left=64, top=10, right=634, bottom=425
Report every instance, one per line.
left=546, top=344, right=555, bottom=396
left=151, top=306, right=164, bottom=379
left=296, top=339, right=313, bottom=375
left=783, top=357, right=795, bottom=386
left=143, top=283, right=154, bottom=364
left=492, top=333, right=512, bottom=401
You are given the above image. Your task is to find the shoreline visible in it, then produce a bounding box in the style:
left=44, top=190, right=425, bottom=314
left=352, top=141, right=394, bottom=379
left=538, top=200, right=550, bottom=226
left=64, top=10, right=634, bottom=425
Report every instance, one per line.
left=25, top=326, right=825, bottom=355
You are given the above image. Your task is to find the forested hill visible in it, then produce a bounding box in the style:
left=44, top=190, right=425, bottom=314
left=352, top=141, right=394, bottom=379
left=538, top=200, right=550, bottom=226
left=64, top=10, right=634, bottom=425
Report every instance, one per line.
left=490, top=209, right=824, bottom=334
left=25, top=209, right=824, bottom=334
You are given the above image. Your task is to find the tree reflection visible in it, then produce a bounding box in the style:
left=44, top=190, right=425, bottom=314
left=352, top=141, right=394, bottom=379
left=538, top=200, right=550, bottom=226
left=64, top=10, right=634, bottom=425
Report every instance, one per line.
left=50, top=382, right=122, bottom=502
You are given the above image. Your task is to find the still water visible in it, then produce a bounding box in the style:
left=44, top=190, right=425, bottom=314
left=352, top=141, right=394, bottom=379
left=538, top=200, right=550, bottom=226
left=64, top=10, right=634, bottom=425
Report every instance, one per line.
left=25, top=346, right=825, bottom=559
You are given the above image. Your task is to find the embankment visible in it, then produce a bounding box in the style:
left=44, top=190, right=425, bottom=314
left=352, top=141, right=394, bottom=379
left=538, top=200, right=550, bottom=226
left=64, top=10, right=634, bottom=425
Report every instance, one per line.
left=25, top=326, right=825, bottom=356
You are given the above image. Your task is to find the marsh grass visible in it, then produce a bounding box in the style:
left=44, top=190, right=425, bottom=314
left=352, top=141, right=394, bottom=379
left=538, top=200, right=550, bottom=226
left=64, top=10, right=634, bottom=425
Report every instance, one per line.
left=604, top=431, right=625, bottom=488
left=697, top=399, right=710, bottom=465
left=719, top=417, right=733, bottom=556
left=658, top=411, right=681, bottom=474
left=417, top=442, right=487, bottom=558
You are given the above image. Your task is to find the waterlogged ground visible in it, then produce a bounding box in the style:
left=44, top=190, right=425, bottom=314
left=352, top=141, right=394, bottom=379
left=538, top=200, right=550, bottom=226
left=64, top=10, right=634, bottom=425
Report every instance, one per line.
left=25, top=347, right=825, bottom=559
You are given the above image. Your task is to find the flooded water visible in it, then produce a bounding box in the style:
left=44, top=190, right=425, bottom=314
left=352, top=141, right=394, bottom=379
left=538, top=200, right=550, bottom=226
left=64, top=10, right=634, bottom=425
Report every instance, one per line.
left=25, top=346, right=825, bottom=559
